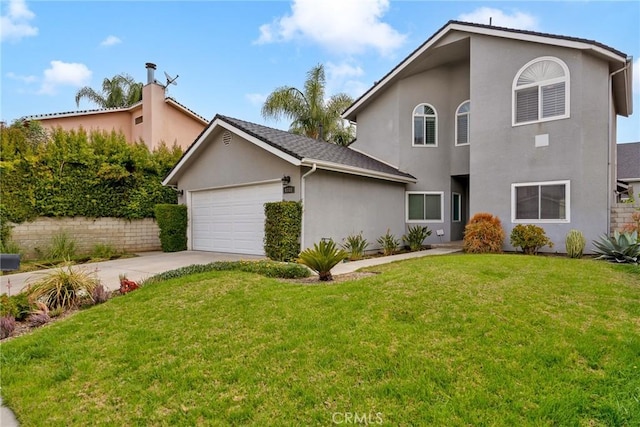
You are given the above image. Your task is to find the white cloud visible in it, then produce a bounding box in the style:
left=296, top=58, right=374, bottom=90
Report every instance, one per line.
left=633, top=58, right=639, bottom=94
left=100, top=35, right=121, bottom=47
left=255, top=0, right=406, bottom=56
left=39, top=61, right=92, bottom=95
left=1, top=0, right=38, bottom=42
left=6, top=71, right=37, bottom=84
left=325, top=61, right=368, bottom=97
left=458, top=7, right=539, bottom=31
left=245, top=93, right=266, bottom=106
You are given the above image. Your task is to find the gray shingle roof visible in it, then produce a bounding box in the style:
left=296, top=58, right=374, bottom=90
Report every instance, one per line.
left=618, top=142, right=640, bottom=180
left=216, top=115, right=415, bottom=180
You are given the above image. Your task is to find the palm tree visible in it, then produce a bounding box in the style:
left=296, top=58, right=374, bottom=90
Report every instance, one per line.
left=75, top=74, right=143, bottom=108
left=261, top=64, right=355, bottom=146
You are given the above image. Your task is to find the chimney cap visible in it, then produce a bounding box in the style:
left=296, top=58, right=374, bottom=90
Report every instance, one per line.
left=145, top=62, right=157, bottom=69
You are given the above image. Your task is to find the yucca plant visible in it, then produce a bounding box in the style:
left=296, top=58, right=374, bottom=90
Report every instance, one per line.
left=342, top=232, right=369, bottom=261
left=565, top=229, right=586, bottom=259
left=592, top=231, right=640, bottom=264
left=402, top=225, right=432, bottom=252
left=28, top=263, right=100, bottom=310
left=377, top=229, right=401, bottom=256
left=298, top=239, right=347, bottom=281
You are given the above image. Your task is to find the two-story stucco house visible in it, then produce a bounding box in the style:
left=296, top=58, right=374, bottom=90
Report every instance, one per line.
left=23, top=63, right=208, bottom=151
left=164, top=21, right=632, bottom=255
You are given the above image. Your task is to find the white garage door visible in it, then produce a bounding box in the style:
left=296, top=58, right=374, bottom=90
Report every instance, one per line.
left=190, top=182, right=282, bottom=255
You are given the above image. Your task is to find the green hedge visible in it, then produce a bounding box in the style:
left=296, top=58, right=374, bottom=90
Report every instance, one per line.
left=155, top=204, right=188, bottom=252
left=264, top=201, right=302, bottom=262
left=0, top=122, right=182, bottom=222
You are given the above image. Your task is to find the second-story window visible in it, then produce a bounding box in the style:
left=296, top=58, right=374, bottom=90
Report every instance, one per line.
left=413, top=103, right=437, bottom=147
left=513, top=56, right=569, bottom=125
left=455, top=100, right=470, bottom=146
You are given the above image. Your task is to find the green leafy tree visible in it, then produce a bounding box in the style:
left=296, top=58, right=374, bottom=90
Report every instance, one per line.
left=75, top=73, right=143, bottom=108
left=261, top=64, right=355, bottom=146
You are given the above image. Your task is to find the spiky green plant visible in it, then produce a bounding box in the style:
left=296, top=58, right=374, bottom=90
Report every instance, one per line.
left=565, top=229, right=586, bottom=259
left=342, top=232, right=369, bottom=261
left=298, top=239, right=347, bottom=281
left=402, top=225, right=432, bottom=252
left=592, top=231, right=640, bottom=264
left=377, top=229, right=401, bottom=256
left=28, top=263, right=100, bottom=310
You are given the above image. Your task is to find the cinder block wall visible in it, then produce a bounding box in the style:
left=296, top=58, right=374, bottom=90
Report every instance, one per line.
left=610, top=202, right=639, bottom=233
left=10, top=217, right=161, bottom=259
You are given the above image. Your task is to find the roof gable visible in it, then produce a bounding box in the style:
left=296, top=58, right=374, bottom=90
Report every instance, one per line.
left=343, top=20, right=631, bottom=121
left=163, top=115, right=416, bottom=186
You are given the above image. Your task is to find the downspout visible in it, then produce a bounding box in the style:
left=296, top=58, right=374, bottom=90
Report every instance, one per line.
left=300, top=163, right=317, bottom=252
left=607, top=61, right=630, bottom=236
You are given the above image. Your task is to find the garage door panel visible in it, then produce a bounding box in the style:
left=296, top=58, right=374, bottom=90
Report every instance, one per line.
left=191, top=182, right=282, bottom=255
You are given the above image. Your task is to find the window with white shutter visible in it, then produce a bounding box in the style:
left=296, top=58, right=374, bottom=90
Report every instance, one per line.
left=455, top=100, right=470, bottom=146
left=513, top=57, right=569, bottom=126
left=413, top=104, right=437, bottom=147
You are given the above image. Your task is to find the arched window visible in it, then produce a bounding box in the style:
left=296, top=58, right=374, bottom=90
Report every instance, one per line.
left=513, top=57, right=569, bottom=125
left=455, top=100, right=470, bottom=146
left=413, top=103, right=437, bottom=146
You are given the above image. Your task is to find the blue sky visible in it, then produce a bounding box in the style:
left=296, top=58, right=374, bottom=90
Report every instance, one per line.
left=1, top=0, right=639, bottom=143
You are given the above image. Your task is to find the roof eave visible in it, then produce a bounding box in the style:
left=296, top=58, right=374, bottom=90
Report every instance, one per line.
left=301, top=158, right=416, bottom=184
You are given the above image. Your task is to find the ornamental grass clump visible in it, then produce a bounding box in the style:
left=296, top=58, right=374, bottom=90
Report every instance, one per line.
left=510, top=224, right=554, bottom=255
left=402, top=225, right=431, bottom=252
left=298, top=239, right=347, bottom=281
left=342, top=232, right=369, bottom=261
left=28, top=263, right=99, bottom=310
left=463, top=213, right=505, bottom=253
left=565, top=229, right=586, bottom=258
left=377, top=229, right=401, bottom=256
left=593, top=231, right=640, bottom=264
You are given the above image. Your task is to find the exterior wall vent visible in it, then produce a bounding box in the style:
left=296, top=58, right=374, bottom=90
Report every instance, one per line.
left=222, top=131, right=232, bottom=146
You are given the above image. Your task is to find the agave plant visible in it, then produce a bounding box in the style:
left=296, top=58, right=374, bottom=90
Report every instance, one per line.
left=592, top=231, right=640, bottom=264
left=298, top=239, right=347, bottom=281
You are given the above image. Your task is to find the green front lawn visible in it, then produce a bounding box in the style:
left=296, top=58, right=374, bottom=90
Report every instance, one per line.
left=2, top=254, right=639, bottom=426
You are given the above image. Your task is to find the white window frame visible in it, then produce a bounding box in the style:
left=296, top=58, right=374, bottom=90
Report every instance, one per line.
left=412, top=103, right=438, bottom=147
left=511, top=180, right=571, bottom=223
left=512, top=56, right=570, bottom=127
left=452, top=192, right=462, bottom=222
left=406, top=191, right=444, bottom=223
left=455, top=100, right=470, bottom=146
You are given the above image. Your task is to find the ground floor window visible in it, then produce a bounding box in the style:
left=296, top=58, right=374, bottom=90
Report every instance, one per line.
left=407, top=191, right=443, bottom=222
left=511, top=180, right=570, bottom=222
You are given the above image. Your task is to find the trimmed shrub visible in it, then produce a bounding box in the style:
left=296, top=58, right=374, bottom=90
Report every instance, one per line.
left=298, top=239, right=347, bottom=281
left=264, top=201, right=302, bottom=262
left=342, top=232, right=369, bottom=261
left=510, top=224, right=554, bottom=255
left=565, top=229, right=586, bottom=259
left=155, top=204, right=188, bottom=252
left=463, top=213, right=505, bottom=253
left=377, top=229, right=401, bottom=256
left=402, top=225, right=431, bottom=252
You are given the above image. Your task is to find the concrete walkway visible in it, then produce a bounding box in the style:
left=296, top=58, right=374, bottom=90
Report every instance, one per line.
left=0, top=246, right=461, bottom=426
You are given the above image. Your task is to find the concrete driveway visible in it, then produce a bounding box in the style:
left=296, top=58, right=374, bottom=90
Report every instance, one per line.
left=0, top=251, right=264, bottom=295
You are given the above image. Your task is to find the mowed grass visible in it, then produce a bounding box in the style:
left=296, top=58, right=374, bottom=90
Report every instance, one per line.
left=1, top=254, right=639, bottom=426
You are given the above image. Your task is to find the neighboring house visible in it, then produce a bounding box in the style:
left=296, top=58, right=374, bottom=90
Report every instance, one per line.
left=23, top=63, right=208, bottom=151
left=617, top=142, right=640, bottom=201
left=164, top=20, right=632, bottom=255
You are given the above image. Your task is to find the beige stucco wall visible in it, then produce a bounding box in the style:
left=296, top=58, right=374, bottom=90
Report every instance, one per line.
left=10, top=217, right=160, bottom=259
left=33, top=83, right=206, bottom=151
left=40, top=111, right=133, bottom=141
